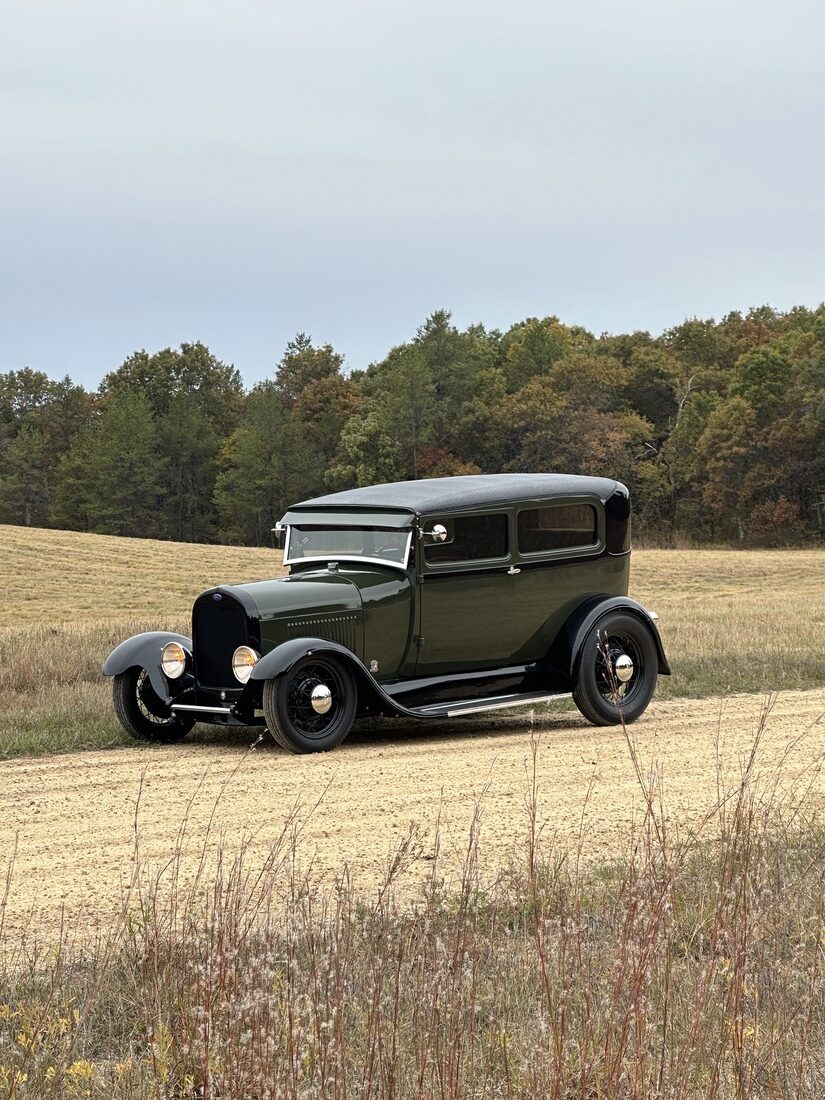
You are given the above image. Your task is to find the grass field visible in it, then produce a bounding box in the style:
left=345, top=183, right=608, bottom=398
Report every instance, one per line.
left=2, top=731, right=825, bottom=1097
left=2, top=525, right=825, bottom=1096
left=1, top=524, right=823, bottom=759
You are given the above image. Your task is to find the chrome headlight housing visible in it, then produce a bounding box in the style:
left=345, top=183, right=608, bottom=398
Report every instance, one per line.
left=232, top=645, right=260, bottom=684
left=160, top=641, right=188, bottom=679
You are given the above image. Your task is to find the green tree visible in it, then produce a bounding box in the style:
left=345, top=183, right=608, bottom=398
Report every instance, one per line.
left=695, top=396, right=758, bottom=541
left=0, top=368, right=55, bottom=427
left=546, top=351, right=627, bottom=413
left=3, top=302, right=823, bottom=548
left=624, top=346, right=681, bottom=431
left=51, top=391, right=160, bottom=537
left=101, top=343, right=244, bottom=427
left=326, top=407, right=405, bottom=489
left=215, top=384, right=312, bottom=544
left=157, top=394, right=220, bottom=542
left=447, top=367, right=509, bottom=472
left=380, top=346, right=436, bottom=478
left=0, top=370, right=93, bottom=527
left=275, top=334, right=345, bottom=406
left=729, top=345, right=791, bottom=421
left=0, top=421, right=51, bottom=526
left=664, top=317, right=734, bottom=374
left=500, top=316, right=573, bottom=392
left=414, top=310, right=480, bottom=433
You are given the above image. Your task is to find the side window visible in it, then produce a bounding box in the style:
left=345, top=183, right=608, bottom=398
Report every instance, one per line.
left=424, top=513, right=508, bottom=564
left=517, top=504, right=598, bottom=554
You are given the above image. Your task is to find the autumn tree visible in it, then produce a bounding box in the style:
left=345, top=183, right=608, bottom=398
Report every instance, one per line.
left=2, top=302, right=823, bottom=547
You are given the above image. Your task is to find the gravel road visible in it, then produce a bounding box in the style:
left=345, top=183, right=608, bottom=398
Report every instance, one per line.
left=2, top=689, right=823, bottom=942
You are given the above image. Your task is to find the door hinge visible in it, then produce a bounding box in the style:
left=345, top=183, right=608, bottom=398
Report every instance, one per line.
left=413, top=635, right=425, bottom=647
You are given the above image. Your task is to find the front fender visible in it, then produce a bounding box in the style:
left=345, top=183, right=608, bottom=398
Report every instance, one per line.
left=245, top=637, right=419, bottom=718
left=102, top=631, right=192, bottom=703
left=558, top=596, right=671, bottom=679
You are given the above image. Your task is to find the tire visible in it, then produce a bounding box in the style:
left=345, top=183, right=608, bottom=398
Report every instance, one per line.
left=112, top=667, right=195, bottom=743
left=263, top=655, right=356, bottom=754
left=573, top=611, right=658, bottom=726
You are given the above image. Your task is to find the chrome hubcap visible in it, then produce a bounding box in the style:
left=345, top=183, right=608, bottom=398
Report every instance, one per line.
left=310, top=683, right=333, bottom=714
left=596, top=633, right=643, bottom=705
left=614, top=654, right=634, bottom=683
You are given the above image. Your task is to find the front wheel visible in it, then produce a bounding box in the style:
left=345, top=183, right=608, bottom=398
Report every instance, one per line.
left=573, top=612, right=658, bottom=726
left=112, top=667, right=195, bottom=742
left=263, top=656, right=356, bottom=753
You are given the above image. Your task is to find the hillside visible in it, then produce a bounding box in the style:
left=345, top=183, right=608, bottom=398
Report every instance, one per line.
left=0, top=524, right=286, bottom=625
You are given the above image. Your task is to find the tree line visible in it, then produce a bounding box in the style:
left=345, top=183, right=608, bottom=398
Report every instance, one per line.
left=1, top=305, right=824, bottom=547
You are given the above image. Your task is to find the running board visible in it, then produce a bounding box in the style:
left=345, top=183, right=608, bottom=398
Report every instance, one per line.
left=171, top=695, right=566, bottom=722
left=409, top=691, right=568, bottom=719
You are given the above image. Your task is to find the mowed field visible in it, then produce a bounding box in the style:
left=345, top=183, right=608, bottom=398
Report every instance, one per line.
left=0, top=523, right=824, bottom=937
left=0, top=523, right=823, bottom=761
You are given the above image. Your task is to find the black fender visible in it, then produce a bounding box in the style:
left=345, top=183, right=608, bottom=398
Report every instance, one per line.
left=244, top=637, right=420, bottom=718
left=102, top=631, right=192, bottom=703
left=558, top=596, right=670, bottom=680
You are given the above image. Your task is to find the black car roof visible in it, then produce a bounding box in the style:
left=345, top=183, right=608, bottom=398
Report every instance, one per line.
left=290, top=474, right=623, bottom=517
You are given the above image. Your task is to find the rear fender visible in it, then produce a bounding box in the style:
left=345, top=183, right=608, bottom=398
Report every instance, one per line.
left=102, top=631, right=192, bottom=703
left=556, top=596, right=671, bottom=680
left=245, top=637, right=415, bottom=718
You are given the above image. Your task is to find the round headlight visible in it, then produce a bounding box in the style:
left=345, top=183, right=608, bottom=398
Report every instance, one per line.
left=232, top=645, right=260, bottom=684
left=161, top=641, right=187, bottom=679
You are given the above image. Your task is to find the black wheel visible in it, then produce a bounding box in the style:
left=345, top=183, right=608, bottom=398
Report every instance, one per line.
left=263, top=656, right=356, bottom=754
left=112, top=667, right=195, bottom=743
left=573, top=612, right=658, bottom=726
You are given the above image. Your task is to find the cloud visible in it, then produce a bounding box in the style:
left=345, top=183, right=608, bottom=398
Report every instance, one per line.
left=1, top=0, right=823, bottom=384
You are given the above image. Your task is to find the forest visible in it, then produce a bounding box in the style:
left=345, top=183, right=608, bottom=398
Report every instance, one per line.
left=1, top=304, right=823, bottom=547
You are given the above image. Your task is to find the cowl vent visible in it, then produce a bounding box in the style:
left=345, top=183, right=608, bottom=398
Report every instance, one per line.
left=287, top=614, right=358, bottom=652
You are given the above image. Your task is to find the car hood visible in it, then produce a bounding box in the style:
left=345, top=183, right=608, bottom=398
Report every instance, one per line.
left=219, top=563, right=408, bottom=619
left=223, top=571, right=363, bottom=621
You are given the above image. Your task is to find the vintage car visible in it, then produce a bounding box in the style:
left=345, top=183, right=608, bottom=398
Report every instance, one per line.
left=103, top=474, right=670, bottom=753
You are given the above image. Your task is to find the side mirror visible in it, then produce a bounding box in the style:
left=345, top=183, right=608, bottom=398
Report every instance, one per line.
left=423, top=523, right=448, bottom=543
left=271, top=523, right=285, bottom=549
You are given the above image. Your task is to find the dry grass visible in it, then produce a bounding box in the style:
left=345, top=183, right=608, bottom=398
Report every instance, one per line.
left=0, top=526, right=285, bottom=757
left=0, top=525, right=823, bottom=759
left=1, top=716, right=824, bottom=1098
left=2, top=526, right=824, bottom=1094
left=0, top=524, right=284, bottom=625
left=632, top=549, right=825, bottom=697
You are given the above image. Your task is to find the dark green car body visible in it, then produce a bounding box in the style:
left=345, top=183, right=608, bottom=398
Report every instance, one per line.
left=103, top=474, right=669, bottom=738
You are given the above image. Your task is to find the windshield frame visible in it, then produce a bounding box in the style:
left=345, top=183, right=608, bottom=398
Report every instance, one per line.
left=283, top=525, right=413, bottom=572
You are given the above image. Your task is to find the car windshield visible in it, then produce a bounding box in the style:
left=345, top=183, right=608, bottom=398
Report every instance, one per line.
left=284, top=526, right=411, bottom=569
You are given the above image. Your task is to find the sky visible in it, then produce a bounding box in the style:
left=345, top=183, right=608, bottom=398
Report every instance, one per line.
left=1, top=0, right=823, bottom=389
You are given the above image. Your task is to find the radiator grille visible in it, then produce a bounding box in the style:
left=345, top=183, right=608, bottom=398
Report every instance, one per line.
left=193, top=595, right=250, bottom=688
left=287, top=614, right=358, bottom=652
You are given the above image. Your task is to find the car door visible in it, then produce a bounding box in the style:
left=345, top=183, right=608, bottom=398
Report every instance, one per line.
left=415, top=509, right=520, bottom=675
left=509, top=497, right=612, bottom=662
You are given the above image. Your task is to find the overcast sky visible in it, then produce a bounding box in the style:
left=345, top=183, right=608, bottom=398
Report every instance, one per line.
left=1, top=0, right=823, bottom=388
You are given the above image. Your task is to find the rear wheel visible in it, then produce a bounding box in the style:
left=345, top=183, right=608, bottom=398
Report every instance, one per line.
left=573, top=612, right=658, bottom=726
left=263, top=656, right=356, bottom=753
left=112, top=667, right=195, bottom=742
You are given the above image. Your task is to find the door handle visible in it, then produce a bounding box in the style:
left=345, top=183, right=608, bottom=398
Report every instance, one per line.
left=508, top=566, right=521, bottom=575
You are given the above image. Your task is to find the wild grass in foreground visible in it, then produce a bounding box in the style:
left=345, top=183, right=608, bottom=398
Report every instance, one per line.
left=1, top=713, right=824, bottom=1098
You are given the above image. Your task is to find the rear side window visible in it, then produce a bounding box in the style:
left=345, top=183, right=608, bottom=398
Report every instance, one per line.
left=517, top=504, right=598, bottom=554
left=424, top=513, right=508, bottom=564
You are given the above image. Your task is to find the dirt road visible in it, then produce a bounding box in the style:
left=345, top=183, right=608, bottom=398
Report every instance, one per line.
left=2, top=689, right=824, bottom=941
